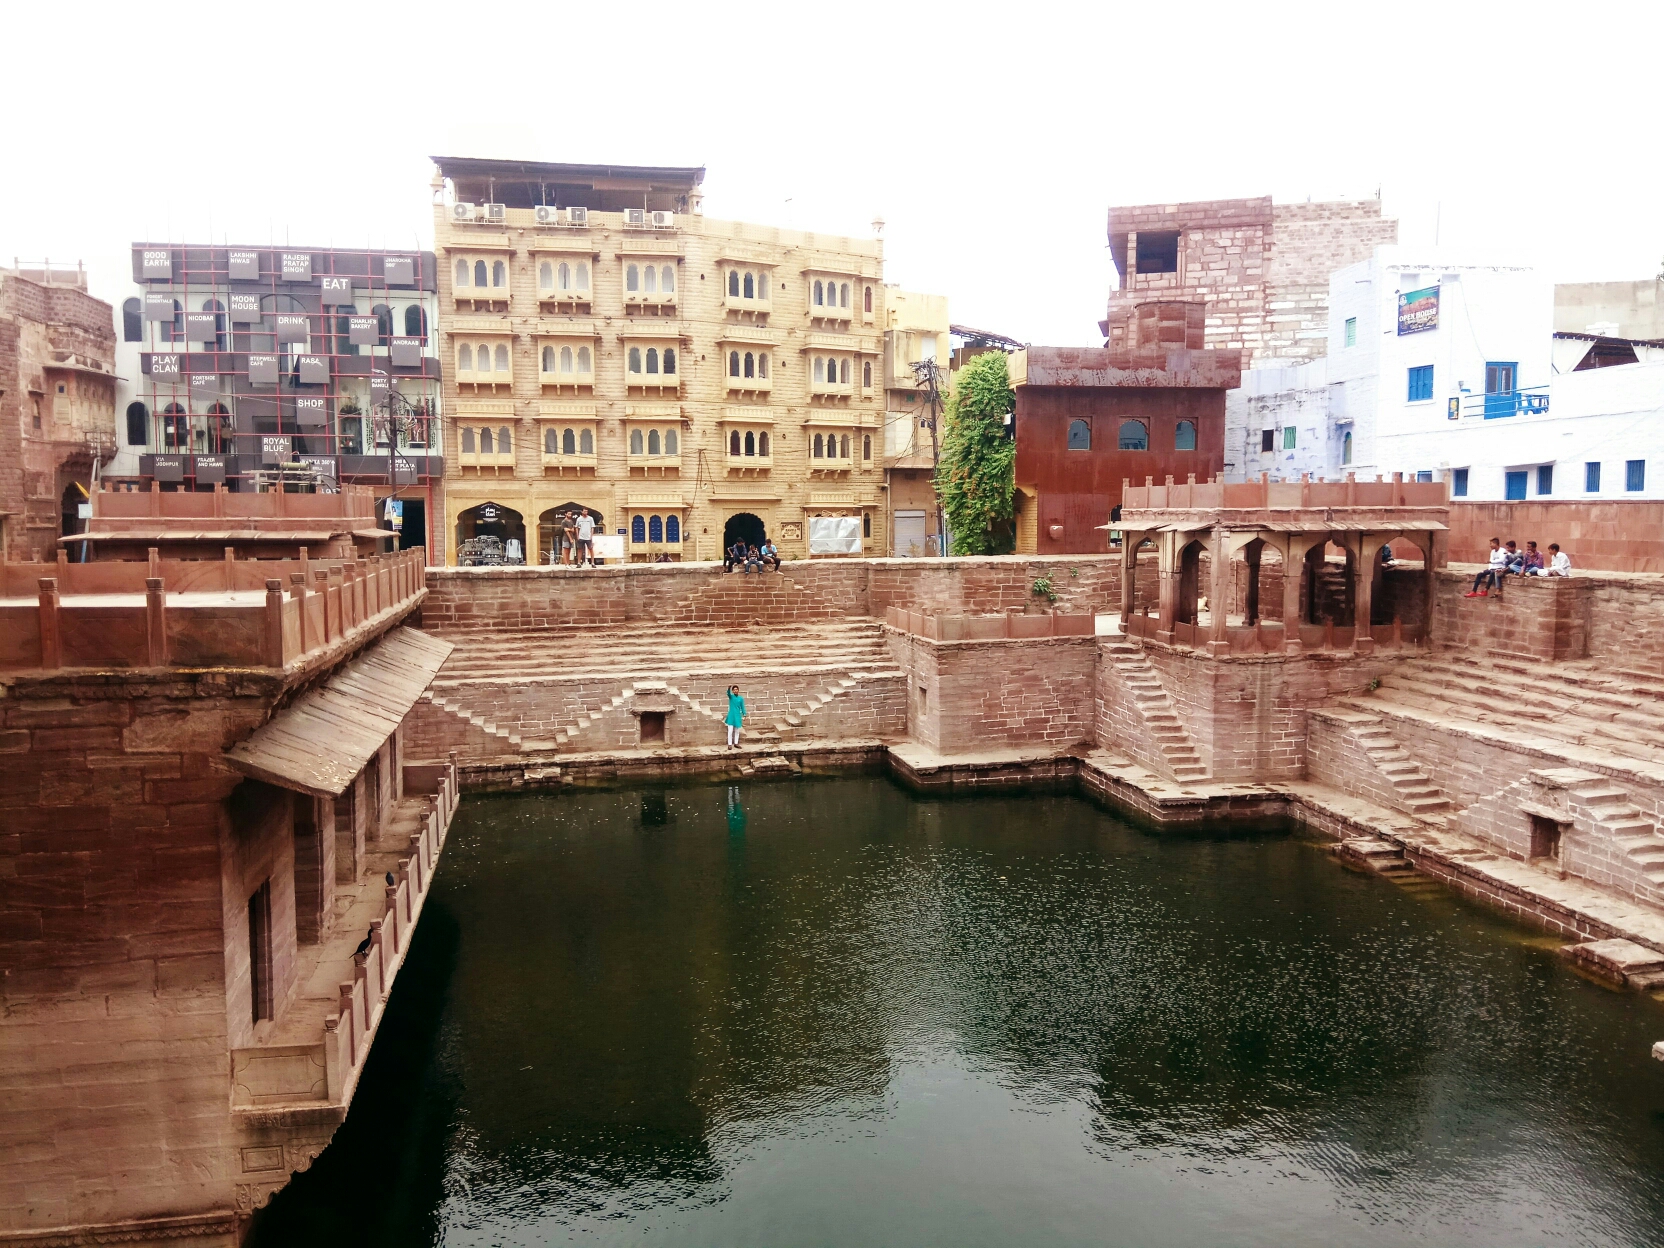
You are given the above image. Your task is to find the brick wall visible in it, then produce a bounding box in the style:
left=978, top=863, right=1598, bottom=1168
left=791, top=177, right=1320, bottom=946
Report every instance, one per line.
left=420, top=555, right=1125, bottom=632
left=887, top=629, right=1097, bottom=755
left=1449, top=500, right=1664, bottom=573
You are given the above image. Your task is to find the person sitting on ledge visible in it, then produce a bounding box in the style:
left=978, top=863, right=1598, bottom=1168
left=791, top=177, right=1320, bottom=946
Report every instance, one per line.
left=1532, top=543, right=1572, bottom=577
left=760, top=537, right=781, bottom=572
left=1466, top=538, right=1508, bottom=597
left=1520, top=540, right=1544, bottom=576
left=1501, top=540, right=1524, bottom=576
left=725, top=539, right=748, bottom=572
left=744, top=544, right=763, bottom=573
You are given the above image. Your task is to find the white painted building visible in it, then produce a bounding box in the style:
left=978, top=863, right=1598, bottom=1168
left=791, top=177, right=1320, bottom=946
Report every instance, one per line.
left=1225, top=246, right=1664, bottom=501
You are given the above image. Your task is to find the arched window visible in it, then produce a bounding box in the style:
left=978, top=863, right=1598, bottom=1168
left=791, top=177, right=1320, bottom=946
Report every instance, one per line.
left=162, top=299, right=183, bottom=343
left=730, top=350, right=741, bottom=377
left=665, top=429, right=679, bottom=454
left=542, top=346, right=555, bottom=372
left=814, top=358, right=825, bottom=383
left=730, top=429, right=742, bottom=456
left=1117, top=419, right=1148, bottom=451
left=455, top=259, right=468, bottom=286
left=539, top=261, right=553, bottom=289
left=863, top=434, right=872, bottom=460
left=666, top=515, right=680, bottom=543
left=160, top=402, right=186, bottom=450
left=557, top=261, right=570, bottom=290
left=462, top=427, right=476, bottom=453
left=122, top=298, right=142, bottom=343
left=498, top=426, right=511, bottom=452
left=728, top=271, right=740, bottom=296
left=626, top=264, right=639, bottom=292
left=491, top=260, right=506, bottom=288
left=644, top=265, right=656, bottom=293
left=373, top=304, right=392, bottom=346
left=576, top=262, right=589, bottom=290
left=125, top=400, right=148, bottom=445
left=1067, top=418, right=1090, bottom=450
left=663, top=349, right=675, bottom=374
left=758, top=354, right=768, bottom=378
left=577, top=346, right=591, bottom=373
left=661, top=266, right=674, bottom=292
left=458, top=344, right=473, bottom=372
left=494, top=344, right=509, bottom=372
left=840, top=434, right=850, bottom=459
left=648, top=429, right=661, bottom=455
left=743, top=272, right=754, bottom=299
left=814, top=280, right=824, bottom=306
left=579, top=428, right=593, bottom=453
left=545, top=428, right=558, bottom=453
left=630, top=428, right=644, bottom=454
left=649, top=514, right=664, bottom=543
left=1175, top=419, right=1197, bottom=451
left=744, top=430, right=756, bottom=456
left=479, top=427, right=493, bottom=454
left=628, top=347, right=642, bottom=373
left=758, top=277, right=769, bottom=301
left=863, top=361, right=872, bottom=388
left=404, top=305, right=427, bottom=340
left=839, top=359, right=850, bottom=384
left=632, top=515, right=647, bottom=543
left=645, top=348, right=659, bottom=374
left=813, top=433, right=824, bottom=458
left=562, top=428, right=576, bottom=454
left=560, top=346, right=574, bottom=373
left=758, top=431, right=770, bottom=456
left=744, top=352, right=755, bottom=378
left=864, top=286, right=873, bottom=313
left=864, top=512, right=872, bottom=538
left=840, top=283, right=850, bottom=308
left=473, top=260, right=487, bottom=287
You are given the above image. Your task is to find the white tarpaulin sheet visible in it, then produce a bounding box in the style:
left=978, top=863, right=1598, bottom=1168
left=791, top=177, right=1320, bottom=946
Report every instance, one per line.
left=592, top=534, right=625, bottom=560
left=809, top=516, right=862, bottom=555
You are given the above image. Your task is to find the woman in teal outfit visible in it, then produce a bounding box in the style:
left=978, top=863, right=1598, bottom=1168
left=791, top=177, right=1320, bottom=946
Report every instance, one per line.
left=724, top=685, right=745, bottom=749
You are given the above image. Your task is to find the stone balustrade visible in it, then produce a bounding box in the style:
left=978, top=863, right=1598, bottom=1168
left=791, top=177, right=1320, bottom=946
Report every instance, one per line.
left=884, top=606, right=1095, bottom=641
left=0, top=546, right=425, bottom=671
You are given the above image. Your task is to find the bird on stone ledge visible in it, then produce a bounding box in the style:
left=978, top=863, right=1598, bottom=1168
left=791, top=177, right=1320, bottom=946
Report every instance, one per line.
left=354, top=928, right=373, bottom=958
left=386, top=871, right=396, bottom=887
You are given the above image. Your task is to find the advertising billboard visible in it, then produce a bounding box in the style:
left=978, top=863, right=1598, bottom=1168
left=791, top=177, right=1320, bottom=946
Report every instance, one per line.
left=1397, top=285, right=1439, bottom=336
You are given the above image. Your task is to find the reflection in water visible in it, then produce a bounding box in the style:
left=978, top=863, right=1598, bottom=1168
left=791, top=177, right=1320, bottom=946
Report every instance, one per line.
left=253, top=779, right=1664, bottom=1247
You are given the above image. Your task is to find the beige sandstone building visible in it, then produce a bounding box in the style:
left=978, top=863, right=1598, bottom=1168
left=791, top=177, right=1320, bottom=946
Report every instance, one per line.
left=432, top=158, right=907, bottom=565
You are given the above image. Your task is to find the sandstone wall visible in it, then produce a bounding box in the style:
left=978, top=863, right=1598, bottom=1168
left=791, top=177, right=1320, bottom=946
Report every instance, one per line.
left=419, top=556, right=1125, bottom=632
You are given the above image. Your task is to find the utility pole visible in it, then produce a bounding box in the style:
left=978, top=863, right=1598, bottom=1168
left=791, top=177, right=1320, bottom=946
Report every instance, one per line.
left=911, top=357, right=945, bottom=556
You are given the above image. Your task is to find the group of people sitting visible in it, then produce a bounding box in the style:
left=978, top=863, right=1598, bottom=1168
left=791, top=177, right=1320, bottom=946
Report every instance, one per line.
left=1466, top=537, right=1572, bottom=597
left=725, top=537, right=782, bottom=573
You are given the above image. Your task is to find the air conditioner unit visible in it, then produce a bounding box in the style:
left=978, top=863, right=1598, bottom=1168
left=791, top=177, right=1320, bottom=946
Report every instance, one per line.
left=650, top=211, right=675, bottom=229
left=565, top=206, right=589, bottom=226
left=451, top=202, right=477, bottom=222
left=624, top=208, right=647, bottom=227
left=484, top=203, right=506, bottom=222
left=534, top=204, right=559, bottom=225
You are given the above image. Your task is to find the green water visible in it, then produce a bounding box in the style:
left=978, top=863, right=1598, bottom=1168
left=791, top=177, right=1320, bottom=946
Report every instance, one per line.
left=251, top=778, right=1664, bottom=1247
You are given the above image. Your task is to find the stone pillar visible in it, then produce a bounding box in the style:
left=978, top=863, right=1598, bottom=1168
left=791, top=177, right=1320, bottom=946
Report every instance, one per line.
left=1282, top=536, right=1306, bottom=655
left=1207, top=526, right=1231, bottom=655
left=1119, top=530, right=1142, bottom=628
left=1353, top=533, right=1376, bottom=655
left=1244, top=541, right=1262, bottom=625
left=1156, top=531, right=1177, bottom=643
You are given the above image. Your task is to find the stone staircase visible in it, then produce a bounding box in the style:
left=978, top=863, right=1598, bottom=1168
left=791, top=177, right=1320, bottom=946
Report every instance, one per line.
left=1105, top=641, right=1206, bottom=782
left=1339, top=653, right=1664, bottom=771
left=1566, top=777, right=1664, bottom=889
left=422, top=620, right=901, bottom=754
left=1346, top=716, right=1453, bottom=820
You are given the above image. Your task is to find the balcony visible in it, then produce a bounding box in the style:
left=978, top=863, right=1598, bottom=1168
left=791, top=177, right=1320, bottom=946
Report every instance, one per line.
left=540, top=422, right=598, bottom=474
left=810, top=299, right=853, bottom=324
left=627, top=425, right=681, bottom=475
left=539, top=363, right=595, bottom=390
left=623, top=290, right=677, bottom=315
left=810, top=376, right=853, bottom=401
left=726, top=373, right=772, bottom=397
left=1459, top=385, right=1550, bottom=420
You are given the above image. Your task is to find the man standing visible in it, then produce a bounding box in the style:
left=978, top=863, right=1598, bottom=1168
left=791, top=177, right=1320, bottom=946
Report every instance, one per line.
left=574, top=509, right=596, bottom=568
left=561, top=510, right=578, bottom=565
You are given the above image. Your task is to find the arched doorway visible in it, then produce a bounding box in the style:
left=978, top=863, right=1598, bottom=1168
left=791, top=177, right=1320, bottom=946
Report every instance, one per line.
left=455, top=502, right=526, bottom=565
left=1176, top=540, right=1205, bottom=625
left=537, top=503, right=604, bottom=566
left=60, top=482, right=85, bottom=560
left=722, top=512, right=767, bottom=552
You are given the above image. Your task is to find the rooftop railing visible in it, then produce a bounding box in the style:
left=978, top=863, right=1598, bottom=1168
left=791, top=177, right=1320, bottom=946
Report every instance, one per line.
left=1121, top=473, right=1450, bottom=513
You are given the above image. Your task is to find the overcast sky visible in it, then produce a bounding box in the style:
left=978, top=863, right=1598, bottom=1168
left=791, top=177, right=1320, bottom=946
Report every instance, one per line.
left=4, top=1, right=1662, bottom=346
